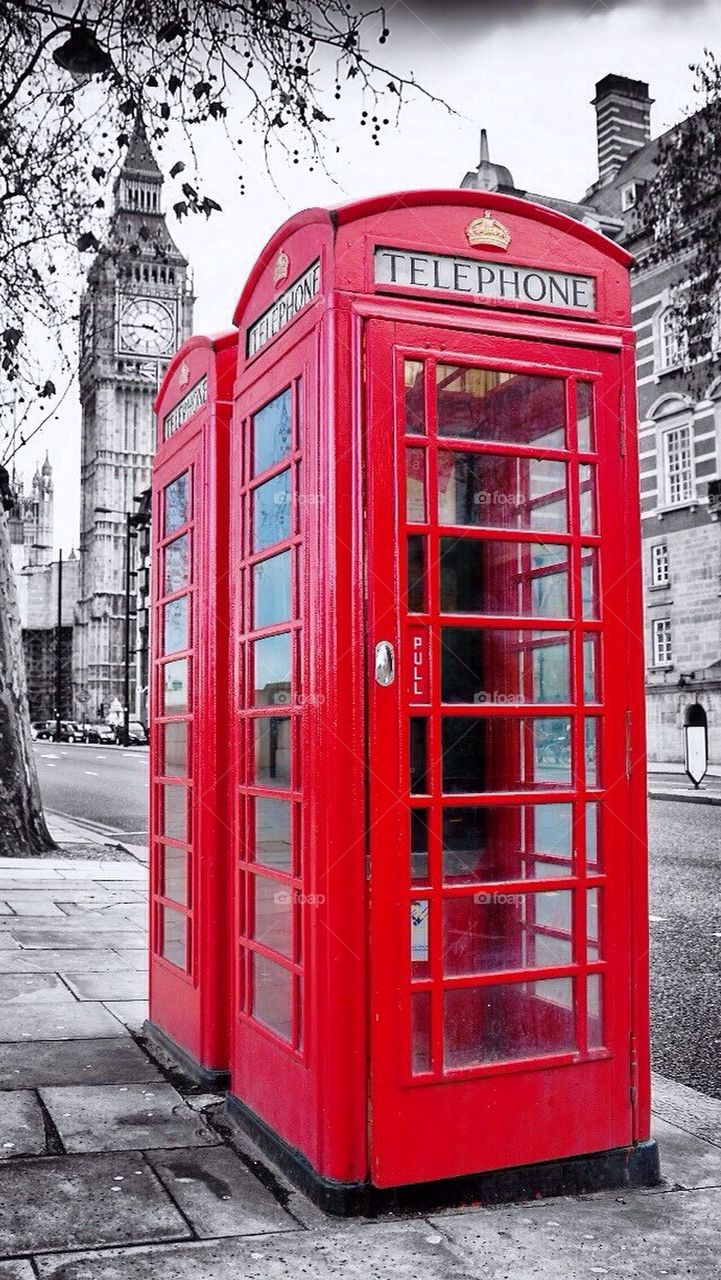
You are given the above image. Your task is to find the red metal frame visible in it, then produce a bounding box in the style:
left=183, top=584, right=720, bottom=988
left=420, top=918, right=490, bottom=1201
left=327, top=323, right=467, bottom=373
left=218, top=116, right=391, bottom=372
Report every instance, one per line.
left=159, top=188, right=650, bottom=1191
left=149, top=330, right=236, bottom=1076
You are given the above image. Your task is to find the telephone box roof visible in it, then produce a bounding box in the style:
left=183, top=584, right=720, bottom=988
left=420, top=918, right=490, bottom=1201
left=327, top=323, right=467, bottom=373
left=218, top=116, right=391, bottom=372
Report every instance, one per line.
left=232, top=188, right=633, bottom=326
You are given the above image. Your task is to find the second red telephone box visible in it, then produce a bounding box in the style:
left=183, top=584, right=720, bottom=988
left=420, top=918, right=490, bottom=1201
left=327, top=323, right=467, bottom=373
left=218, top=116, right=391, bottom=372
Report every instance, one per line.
left=222, top=190, right=659, bottom=1208
left=148, top=329, right=237, bottom=1085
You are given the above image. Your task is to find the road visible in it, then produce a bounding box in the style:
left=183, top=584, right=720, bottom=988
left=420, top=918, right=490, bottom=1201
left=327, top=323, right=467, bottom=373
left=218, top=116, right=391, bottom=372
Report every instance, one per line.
left=33, top=741, right=148, bottom=843
left=649, top=797, right=721, bottom=1099
left=31, top=747, right=721, bottom=1098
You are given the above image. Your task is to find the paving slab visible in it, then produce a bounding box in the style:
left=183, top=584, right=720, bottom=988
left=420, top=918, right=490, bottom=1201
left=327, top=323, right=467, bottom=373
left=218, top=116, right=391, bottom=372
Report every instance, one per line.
left=0, top=938, right=20, bottom=952
left=431, top=1184, right=721, bottom=1278
left=0, top=1152, right=189, bottom=1257
left=0, top=1038, right=162, bottom=1089
left=0, top=1090, right=46, bottom=1158
left=40, top=1083, right=219, bottom=1153
left=63, top=973, right=147, bottom=1002
left=650, top=1116, right=721, bottom=1191
left=653, top=1070, right=721, bottom=1145
left=0, top=1262, right=35, bottom=1278
left=11, top=930, right=145, bottom=950
left=0, top=974, right=76, bottom=1006
left=112, top=950, right=147, bottom=972
left=104, top=1001, right=148, bottom=1033
left=147, top=1146, right=297, bottom=1239
left=2, top=901, right=65, bottom=918
left=0, top=907, right=13, bottom=918
left=11, top=915, right=142, bottom=934
left=33, top=1220, right=467, bottom=1280
left=0, top=1003, right=127, bottom=1042
left=0, top=950, right=134, bottom=974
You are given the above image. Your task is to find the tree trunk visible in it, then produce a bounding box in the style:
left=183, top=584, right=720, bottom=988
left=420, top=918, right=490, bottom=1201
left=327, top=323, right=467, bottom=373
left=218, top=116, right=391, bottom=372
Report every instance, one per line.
left=0, top=468, right=55, bottom=856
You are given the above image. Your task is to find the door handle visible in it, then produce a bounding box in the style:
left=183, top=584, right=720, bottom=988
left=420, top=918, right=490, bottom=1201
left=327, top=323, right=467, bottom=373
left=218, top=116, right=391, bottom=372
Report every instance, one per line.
left=374, top=641, right=395, bottom=686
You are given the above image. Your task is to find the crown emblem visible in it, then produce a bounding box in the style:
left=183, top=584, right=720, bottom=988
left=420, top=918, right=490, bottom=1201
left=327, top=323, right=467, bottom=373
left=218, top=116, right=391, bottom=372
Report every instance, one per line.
left=273, top=250, right=290, bottom=286
left=178, top=360, right=190, bottom=388
left=466, top=212, right=511, bottom=251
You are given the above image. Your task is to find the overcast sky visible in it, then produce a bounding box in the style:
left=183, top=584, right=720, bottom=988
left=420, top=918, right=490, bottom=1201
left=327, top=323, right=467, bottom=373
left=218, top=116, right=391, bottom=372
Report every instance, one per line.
left=24, top=0, right=720, bottom=553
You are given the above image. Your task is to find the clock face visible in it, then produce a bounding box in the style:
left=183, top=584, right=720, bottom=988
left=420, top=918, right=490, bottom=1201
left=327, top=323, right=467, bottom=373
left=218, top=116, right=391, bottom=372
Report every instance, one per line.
left=119, top=298, right=175, bottom=356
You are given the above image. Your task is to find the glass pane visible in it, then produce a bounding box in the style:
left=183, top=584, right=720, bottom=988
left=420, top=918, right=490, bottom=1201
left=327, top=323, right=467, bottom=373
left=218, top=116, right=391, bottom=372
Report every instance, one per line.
left=406, top=449, right=426, bottom=522
left=161, top=906, right=186, bottom=968
left=438, top=452, right=567, bottom=533
left=587, top=974, right=604, bottom=1049
left=162, top=845, right=187, bottom=905
left=253, top=633, right=292, bottom=707
left=163, top=659, right=188, bottom=715
left=583, top=634, right=601, bottom=703
left=163, top=721, right=187, bottom=776
left=411, top=899, right=430, bottom=978
left=162, top=784, right=186, bottom=842
left=163, top=596, right=188, bottom=655
left=579, top=464, right=597, bottom=534
left=411, top=809, right=429, bottom=883
left=587, top=887, right=601, bottom=962
left=443, top=977, right=576, bottom=1069
left=441, top=715, right=572, bottom=793
left=411, top=991, right=431, bottom=1074
left=581, top=548, right=600, bottom=620
left=585, top=718, right=600, bottom=788
left=586, top=802, right=600, bottom=870
left=407, top=536, right=426, bottom=612
left=253, top=470, right=291, bottom=552
left=410, top=718, right=429, bottom=794
left=253, top=874, right=292, bottom=959
left=436, top=365, right=566, bottom=449
left=253, top=551, right=291, bottom=629
left=577, top=382, right=594, bottom=452
left=251, top=952, right=291, bottom=1041
left=254, top=797, right=292, bottom=871
left=164, top=534, right=188, bottom=594
left=164, top=472, right=189, bottom=535
left=440, top=538, right=570, bottom=619
left=442, top=889, right=573, bottom=976
left=442, top=803, right=573, bottom=883
left=404, top=359, right=425, bottom=434
left=254, top=716, right=291, bottom=790
left=440, top=628, right=570, bottom=705
left=253, top=388, right=291, bottom=476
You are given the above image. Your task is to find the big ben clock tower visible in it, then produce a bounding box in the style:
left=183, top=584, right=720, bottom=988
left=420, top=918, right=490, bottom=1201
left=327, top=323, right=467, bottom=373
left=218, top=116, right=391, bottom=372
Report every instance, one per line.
left=73, top=120, right=193, bottom=721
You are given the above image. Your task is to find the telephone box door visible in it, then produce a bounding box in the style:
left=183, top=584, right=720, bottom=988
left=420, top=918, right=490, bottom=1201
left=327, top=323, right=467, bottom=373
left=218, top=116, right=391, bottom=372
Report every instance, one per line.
left=366, top=318, right=640, bottom=1188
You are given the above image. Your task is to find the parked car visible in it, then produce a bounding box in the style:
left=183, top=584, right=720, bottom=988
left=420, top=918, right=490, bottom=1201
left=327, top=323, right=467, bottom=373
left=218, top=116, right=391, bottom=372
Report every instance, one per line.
left=31, top=721, right=49, bottom=740
left=80, top=723, right=116, bottom=744
left=33, top=720, right=84, bottom=743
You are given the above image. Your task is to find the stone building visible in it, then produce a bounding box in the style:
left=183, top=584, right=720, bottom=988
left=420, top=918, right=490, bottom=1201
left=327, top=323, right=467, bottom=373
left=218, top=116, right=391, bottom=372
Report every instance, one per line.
left=8, top=456, right=79, bottom=721
left=72, top=120, right=193, bottom=723
left=462, top=75, right=721, bottom=764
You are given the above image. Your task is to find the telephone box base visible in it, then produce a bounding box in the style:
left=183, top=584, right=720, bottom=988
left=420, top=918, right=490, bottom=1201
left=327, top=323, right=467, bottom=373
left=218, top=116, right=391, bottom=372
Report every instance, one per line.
left=144, top=1020, right=230, bottom=1092
left=226, top=1094, right=660, bottom=1216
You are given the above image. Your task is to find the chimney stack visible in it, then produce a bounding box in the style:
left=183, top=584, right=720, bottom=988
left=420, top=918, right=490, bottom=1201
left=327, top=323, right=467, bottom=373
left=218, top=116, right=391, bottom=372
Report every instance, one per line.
left=592, top=75, right=653, bottom=185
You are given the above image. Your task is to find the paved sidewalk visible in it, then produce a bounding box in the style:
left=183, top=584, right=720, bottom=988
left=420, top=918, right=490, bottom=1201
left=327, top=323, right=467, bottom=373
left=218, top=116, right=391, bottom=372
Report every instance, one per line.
left=648, top=762, right=721, bottom=805
left=0, top=853, right=718, bottom=1276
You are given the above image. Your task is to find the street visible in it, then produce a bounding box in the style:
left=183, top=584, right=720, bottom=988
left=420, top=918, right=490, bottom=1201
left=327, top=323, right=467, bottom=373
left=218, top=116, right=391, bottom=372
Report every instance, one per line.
left=34, top=741, right=148, bottom=844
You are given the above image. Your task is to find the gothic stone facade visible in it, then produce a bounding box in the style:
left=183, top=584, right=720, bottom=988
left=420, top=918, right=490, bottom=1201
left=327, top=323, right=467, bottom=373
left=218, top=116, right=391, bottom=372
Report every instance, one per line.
left=73, top=124, right=193, bottom=722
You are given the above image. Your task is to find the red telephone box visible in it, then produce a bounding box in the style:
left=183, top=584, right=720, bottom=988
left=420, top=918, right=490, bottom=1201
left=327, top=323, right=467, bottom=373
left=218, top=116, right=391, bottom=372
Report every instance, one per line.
left=147, top=329, right=237, bottom=1085
left=224, top=190, right=659, bottom=1208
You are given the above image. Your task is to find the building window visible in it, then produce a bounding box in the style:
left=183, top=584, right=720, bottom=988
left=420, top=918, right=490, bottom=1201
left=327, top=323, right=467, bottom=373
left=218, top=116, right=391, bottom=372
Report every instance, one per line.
left=657, top=306, right=685, bottom=371
left=621, top=180, right=642, bottom=212
left=662, top=424, right=694, bottom=507
left=651, top=543, right=669, bottom=586
left=652, top=618, right=673, bottom=668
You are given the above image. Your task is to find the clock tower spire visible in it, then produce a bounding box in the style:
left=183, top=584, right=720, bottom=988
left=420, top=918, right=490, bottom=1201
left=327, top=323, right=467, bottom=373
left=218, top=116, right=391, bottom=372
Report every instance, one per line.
left=73, top=119, right=193, bottom=722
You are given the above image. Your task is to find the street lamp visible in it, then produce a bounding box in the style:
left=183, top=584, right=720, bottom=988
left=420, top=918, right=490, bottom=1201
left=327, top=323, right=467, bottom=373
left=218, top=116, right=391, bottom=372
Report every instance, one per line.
left=94, top=505, right=149, bottom=748
left=52, top=23, right=112, bottom=76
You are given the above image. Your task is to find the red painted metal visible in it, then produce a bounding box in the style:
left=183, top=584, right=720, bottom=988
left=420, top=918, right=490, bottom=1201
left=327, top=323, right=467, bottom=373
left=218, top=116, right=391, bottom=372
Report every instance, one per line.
left=149, top=329, right=237, bottom=1076
left=154, top=188, right=650, bottom=1191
